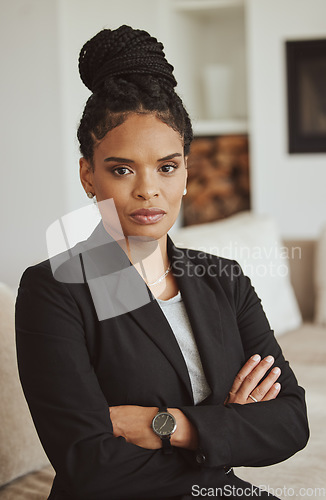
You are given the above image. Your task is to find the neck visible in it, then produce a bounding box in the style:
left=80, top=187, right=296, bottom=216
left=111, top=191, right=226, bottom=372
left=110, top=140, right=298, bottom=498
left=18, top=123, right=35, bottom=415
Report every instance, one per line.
left=126, top=233, right=169, bottom=285
left=100, top=219, right=171, bottom=287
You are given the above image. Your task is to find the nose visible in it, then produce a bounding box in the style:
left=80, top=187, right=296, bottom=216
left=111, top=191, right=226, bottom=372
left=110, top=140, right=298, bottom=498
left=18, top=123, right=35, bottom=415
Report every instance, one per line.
left=133, top=171, right=159, bottom=200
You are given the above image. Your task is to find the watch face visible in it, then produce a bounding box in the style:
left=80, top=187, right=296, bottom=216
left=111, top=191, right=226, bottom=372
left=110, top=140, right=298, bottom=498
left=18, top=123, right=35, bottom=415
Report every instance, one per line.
left=152, top=412, right=176, bottom=436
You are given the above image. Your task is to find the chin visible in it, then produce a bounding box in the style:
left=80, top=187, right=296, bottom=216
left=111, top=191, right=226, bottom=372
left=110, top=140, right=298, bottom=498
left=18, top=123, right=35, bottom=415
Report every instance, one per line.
left=124, top=221, right=171, bottom=241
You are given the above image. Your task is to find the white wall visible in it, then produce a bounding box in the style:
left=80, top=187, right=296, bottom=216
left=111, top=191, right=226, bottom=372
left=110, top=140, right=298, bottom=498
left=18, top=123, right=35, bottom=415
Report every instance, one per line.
left=247, top=0, right=326, bottom=239
left=0, top=0, right=65, bottom=287
left=170, top=5, right=247, bottom=121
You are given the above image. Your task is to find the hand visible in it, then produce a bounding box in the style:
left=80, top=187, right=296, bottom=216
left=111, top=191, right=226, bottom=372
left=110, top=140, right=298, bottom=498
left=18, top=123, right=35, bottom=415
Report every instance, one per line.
left=109, top=405, right=162, bottom=449
left=169, top=408, right=198, bottom=450
left=225, top=354, right=281, bottom=405
left=109, top=405, right=198, bottom=451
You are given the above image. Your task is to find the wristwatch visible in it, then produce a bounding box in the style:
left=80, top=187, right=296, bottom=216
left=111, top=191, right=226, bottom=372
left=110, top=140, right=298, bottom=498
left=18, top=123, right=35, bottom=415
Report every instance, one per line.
left=151, top=407, right=177, bottom=454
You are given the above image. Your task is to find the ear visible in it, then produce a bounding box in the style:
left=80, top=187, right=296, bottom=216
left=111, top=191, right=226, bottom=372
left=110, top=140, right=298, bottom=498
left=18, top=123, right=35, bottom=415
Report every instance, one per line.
left=79, top=157, right=95, bottom=195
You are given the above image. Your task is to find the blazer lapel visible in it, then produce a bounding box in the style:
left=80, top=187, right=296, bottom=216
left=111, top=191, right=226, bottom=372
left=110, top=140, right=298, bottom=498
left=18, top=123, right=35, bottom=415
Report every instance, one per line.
left=127, top=299, right=194, bottom=403
left=167, top=236, right=227, bottom=402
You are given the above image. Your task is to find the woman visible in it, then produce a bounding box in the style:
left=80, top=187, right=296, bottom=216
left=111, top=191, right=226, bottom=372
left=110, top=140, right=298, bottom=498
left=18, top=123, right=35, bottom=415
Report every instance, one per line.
left=16, top=25, right=309, bottom=500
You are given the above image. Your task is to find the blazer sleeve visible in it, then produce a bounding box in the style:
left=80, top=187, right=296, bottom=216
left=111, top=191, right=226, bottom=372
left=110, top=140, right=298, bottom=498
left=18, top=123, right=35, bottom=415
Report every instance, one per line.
left=175, top=260, right=309, bottom=470
left=15, top=264, right=226, bottom=500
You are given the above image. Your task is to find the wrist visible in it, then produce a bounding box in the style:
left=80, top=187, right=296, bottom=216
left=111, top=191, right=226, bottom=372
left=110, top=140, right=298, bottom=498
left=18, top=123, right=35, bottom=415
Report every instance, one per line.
left=168, top=408, right=198, bottom=450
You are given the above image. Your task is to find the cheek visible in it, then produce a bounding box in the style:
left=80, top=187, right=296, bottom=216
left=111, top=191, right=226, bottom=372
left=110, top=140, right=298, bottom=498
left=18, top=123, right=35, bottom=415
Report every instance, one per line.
left=167, top=194, right=183, bottom=218
left=99, top=182, right=127, bottom=204
left=165, top=173, right=186, bottom=196
left=169, top=183, right=185, bottom=203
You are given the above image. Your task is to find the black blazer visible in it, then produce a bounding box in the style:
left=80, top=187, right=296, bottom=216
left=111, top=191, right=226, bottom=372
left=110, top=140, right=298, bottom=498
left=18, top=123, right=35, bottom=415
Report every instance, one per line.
left=15, top=221, right=309, bottom=500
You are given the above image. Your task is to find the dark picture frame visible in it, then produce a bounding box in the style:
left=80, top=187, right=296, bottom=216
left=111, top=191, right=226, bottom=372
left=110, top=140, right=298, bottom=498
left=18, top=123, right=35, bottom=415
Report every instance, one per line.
left=286, top=39, right=326, bottom=153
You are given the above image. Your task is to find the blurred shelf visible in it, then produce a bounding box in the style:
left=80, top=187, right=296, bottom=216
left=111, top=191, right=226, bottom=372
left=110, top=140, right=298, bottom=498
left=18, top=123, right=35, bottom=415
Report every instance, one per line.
left=192, top=119, right=248, bottom=136
left=173, top=0, right=244, bottom=12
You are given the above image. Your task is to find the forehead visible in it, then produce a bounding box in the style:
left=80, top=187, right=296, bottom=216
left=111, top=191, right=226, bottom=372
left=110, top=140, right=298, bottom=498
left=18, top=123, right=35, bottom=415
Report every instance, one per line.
left=94, top=113, right=184, bottom=159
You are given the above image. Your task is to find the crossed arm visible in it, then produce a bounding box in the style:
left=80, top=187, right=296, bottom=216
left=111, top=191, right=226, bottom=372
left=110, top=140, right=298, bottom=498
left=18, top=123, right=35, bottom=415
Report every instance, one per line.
left=109, top=353, right=282, bottom=451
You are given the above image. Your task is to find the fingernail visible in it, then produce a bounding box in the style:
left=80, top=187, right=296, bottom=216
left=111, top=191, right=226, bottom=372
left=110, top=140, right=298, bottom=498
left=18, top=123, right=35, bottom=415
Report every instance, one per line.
left=274, top=383, right=281, bottom=390
left=272, top=367, right=280, bottom=375
left=252, top=354, right=261, bottom=361
left=265, top=355, right=274, bottom=363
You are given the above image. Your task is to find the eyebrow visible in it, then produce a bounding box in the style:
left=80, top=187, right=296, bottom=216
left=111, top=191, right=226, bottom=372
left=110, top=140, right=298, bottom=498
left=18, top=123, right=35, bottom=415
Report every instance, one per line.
left=158, top=153, right=182, bottom=162
left=103, top=152, right=182, bottom=163
left=104, top=156, right=135, bottom=163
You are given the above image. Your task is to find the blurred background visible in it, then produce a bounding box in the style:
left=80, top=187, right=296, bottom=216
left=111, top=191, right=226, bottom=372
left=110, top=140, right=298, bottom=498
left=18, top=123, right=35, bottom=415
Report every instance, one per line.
left=1, top=0, right=325, bottom=287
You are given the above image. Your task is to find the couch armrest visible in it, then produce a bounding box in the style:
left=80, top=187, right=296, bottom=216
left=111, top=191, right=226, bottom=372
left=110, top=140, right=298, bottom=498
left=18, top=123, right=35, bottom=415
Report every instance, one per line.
left=283, top=239, right=316, bottom=322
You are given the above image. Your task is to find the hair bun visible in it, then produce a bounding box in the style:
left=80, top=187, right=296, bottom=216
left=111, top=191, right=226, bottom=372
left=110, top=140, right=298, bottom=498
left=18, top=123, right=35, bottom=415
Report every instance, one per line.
left=78, top=25, right=177, bottom=93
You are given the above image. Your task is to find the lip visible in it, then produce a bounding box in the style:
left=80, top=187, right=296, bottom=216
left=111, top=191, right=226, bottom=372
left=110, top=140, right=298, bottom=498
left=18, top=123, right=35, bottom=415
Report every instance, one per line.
left=130, top=208, right=166, bottom=216
left=129, top=207, right=166, bottom=225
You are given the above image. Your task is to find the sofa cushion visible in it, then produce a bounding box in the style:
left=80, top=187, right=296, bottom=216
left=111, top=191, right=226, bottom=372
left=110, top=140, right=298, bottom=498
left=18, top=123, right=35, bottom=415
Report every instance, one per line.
left=315, top=223, right=326, bottom=326
left=0, top=283, right=49, bottom=488
left=0, top=465, right=54, bottom=500
left=172, top=212, right=302, bottom=336
left=277, top=322, right=326, bottom=365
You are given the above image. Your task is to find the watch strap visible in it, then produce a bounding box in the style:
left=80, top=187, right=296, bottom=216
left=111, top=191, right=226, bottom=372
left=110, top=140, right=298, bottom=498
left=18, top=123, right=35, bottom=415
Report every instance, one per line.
left=161, top=435, right=173, bottom=454
left=157, top=407, right=174, bottom=455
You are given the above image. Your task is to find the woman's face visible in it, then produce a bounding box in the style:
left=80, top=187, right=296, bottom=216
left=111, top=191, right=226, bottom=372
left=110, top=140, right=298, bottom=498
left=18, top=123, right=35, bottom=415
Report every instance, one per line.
left=80, top=113, right=187, bottom=241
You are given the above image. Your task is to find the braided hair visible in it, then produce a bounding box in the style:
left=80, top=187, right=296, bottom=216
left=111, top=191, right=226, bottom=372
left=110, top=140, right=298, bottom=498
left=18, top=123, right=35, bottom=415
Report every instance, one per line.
left=77, top=25, right=193, bottom=167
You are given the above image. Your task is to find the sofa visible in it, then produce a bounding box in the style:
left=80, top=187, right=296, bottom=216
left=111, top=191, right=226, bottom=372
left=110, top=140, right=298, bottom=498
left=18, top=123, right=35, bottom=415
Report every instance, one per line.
left=0, top=212, right=325, bottom=499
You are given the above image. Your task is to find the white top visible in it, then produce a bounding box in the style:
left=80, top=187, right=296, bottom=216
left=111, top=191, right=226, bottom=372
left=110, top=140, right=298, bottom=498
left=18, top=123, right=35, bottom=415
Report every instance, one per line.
left=156, top=291, right=212, bottom=405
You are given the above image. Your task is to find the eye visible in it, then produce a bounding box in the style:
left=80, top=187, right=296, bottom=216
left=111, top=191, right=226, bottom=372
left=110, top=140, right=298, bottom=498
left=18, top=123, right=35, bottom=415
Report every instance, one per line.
left=159, top=163, right=178, bottom=174
left=112, top=166, right=132, bottom=176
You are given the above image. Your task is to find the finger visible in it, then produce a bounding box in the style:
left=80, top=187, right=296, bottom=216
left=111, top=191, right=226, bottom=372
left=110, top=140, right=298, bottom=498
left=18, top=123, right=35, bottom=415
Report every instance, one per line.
left=229, top=354, right=261, bottom=395
left=236, top=355, right=275, bottom=400
left=252, top=366, right=281, bottom=400
left=249, top=367, right=281, bottom=402
left=261, top=382, right=281, bottom=401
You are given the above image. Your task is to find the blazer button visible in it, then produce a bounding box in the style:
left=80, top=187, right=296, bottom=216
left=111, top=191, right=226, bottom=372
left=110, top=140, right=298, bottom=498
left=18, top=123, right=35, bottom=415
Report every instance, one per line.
left=196, top=452, right=206, bottom=464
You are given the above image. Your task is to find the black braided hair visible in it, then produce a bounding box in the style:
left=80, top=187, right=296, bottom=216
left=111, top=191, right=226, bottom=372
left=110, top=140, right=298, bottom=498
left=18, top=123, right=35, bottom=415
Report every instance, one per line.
left=77, top=25, right=193, bottom=166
